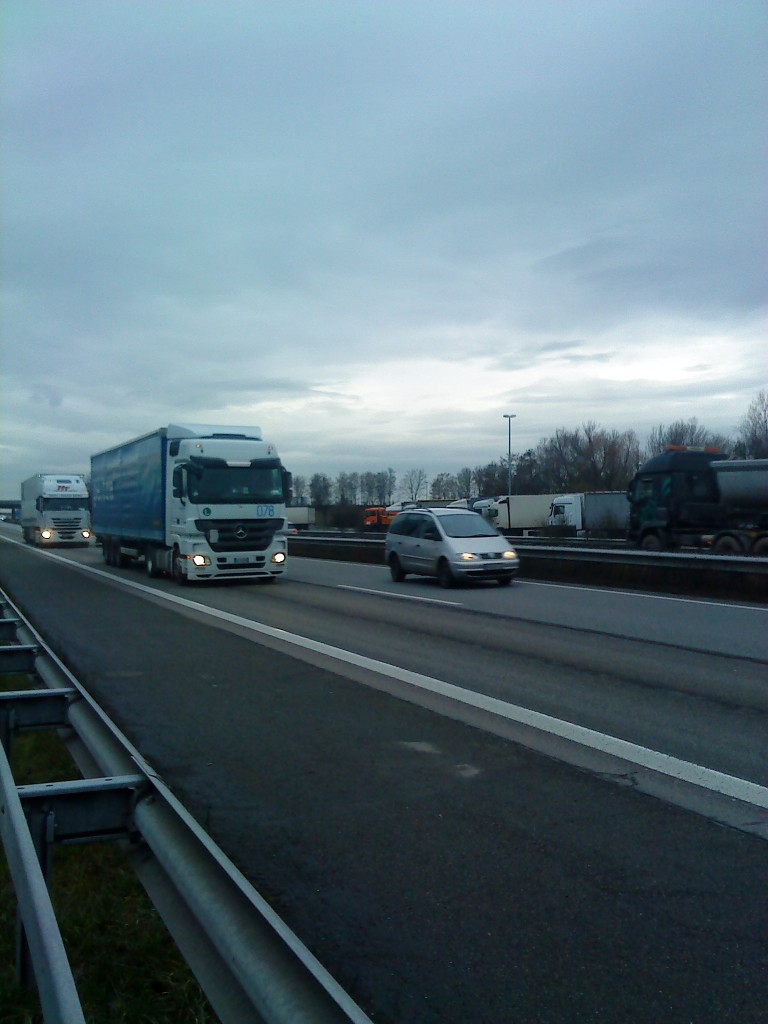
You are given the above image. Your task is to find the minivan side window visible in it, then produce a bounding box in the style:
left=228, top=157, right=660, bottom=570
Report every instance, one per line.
left=420, top=522, right=441, bottom=541
left=389, top=513, right=421, bottom=536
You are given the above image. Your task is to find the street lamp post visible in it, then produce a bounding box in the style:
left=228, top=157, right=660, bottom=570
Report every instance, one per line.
left=503, top=414, right=516, bottom=495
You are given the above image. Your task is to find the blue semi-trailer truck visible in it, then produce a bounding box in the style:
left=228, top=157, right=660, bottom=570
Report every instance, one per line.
left=91, top=424, right=292, bottom=583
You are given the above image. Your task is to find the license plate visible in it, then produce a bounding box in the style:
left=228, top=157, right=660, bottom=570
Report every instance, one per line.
left=232, top=557, right=250, bottom=564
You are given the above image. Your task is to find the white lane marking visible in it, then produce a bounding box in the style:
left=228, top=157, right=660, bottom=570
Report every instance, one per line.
left=338, top=585, right=461, bottom=607
left=8, top=537, right=768, bottom=812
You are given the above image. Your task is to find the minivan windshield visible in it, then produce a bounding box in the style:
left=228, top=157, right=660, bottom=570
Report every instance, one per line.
left=439, top=513, right=499, bottom=538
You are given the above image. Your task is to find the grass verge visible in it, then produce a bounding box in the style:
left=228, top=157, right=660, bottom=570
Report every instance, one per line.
left=0, top=677, right=218, bottom=1023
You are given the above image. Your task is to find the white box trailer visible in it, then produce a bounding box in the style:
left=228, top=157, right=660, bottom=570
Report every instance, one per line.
left=20, top=474, right=91, bottom=546
left=548, top=492, right=629, bottom=535
left=486, top=494, right=560, bottom=534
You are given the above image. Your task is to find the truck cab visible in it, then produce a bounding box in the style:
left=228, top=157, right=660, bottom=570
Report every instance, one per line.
left=20, top=474, right=92, bottom=547
left=627, top=448, right=721, bottom=550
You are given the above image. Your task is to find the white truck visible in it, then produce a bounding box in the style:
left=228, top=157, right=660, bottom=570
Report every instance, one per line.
left=20, top=474, right=92, bottom=546
left=548, top=491, right=629, bottom=536
left=285, top=505, right=316, bottom=530
left=90, top=424, right=292, bottom=583
left=485, top=494, right=560, bottom=535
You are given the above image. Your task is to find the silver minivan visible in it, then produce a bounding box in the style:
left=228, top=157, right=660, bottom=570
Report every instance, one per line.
left=385, top=507, right=520, bottom=588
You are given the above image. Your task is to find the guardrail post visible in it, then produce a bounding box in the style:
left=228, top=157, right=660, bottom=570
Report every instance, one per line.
left=16, top=807, right=55, bottom=990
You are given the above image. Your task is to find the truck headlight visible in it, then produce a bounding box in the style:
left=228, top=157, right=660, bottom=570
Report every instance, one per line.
left=41, top=529, right=53, bottom=540
left=81, top=530, right=91, bottom=539
left=271, top=551, right=286, bottom=564
left=192, top=554, right=210, bottom=567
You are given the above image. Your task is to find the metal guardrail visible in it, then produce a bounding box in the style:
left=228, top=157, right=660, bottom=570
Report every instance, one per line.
left=0, top=589, right=374, bottom=1024
left=287, top=534, right=768, bottom=601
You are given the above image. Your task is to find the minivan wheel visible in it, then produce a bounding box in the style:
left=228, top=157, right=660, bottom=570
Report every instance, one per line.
left=497, top=576, right=513, bottom=587
left=437, top=560, right=454, bottom=589
left=389, top=554, right=406, bottom=582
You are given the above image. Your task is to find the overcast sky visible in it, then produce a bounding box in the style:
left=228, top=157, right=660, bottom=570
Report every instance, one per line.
left=2, top=0, right=765, bottom=496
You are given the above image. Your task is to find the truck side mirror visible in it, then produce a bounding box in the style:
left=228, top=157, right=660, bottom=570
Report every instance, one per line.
left=172, top=467, right=185, bottom=501
left=282, top=469, right=293, bottom=505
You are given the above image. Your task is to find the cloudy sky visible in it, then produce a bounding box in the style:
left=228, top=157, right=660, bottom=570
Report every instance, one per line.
left=2, top=0, right=765, bottom=496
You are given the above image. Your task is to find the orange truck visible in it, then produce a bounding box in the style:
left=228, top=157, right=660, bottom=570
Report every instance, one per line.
left=362, top=506, right=397, bottom=529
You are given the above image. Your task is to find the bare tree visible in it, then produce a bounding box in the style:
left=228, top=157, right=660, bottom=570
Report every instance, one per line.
left=737, top=390, right=768, bottom=458
left=430, top=473, right=459, bottom=499
left=402, top=468, right=428, bottom=501
left=456, top=467, right=473, bottom=498
left=645, top=418, right=729, bottom=457
left=290, top=475, right=305, bottom=502
left=334, top=472, right=357, bottom=504
left=512, top=449, right=543, bottom=493
left=472, top=461, right=506, bottom=497
left=309, top=473, right=332, bottom=506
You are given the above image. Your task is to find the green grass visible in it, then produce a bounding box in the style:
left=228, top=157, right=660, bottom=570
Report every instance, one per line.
left=0, top=677, right=219, bottom=1023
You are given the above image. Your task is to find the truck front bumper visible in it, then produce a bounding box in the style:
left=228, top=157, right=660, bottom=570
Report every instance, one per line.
left=185, top=549, right=287, bottom=581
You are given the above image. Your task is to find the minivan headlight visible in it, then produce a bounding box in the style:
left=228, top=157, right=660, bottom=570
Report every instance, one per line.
left=502, top=550, right=517, bottom=559
left=459, top=552, right=478, bottom=561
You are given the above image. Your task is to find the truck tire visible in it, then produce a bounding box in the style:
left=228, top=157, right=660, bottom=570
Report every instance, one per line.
left=103, top=539, right=115, bottom=566
left=640, top=533, right=663, bottom=551
left=751, top=537, right=768, bottom=557
left=172, top=547, right=187, bottom=585
left=712, top=535, right=743, bottom=556
left=145, top=548, right=160, bottom=578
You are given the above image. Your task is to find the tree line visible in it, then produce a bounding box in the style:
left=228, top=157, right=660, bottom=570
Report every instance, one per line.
left=295, top=391, right=768, bottom=507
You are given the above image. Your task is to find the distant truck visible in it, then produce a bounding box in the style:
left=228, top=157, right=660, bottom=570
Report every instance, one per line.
left=362, top=506, right=398, bottom=530
left=485, top=494, right=560, bottom=535
left=20, top=474, right=92, bottom=547
left=285, top=505, right=316, bottom=530
left=626, top=447, right=768, bottom=555
left=548, top=491, right=629, bottom=536
left=91, top=424, right=292, bottom=582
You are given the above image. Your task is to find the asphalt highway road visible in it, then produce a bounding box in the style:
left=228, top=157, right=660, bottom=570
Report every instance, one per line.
left=1, top=529, right=766, bottom=1023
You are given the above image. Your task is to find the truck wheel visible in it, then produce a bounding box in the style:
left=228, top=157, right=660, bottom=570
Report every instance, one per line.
left=640, top=533, right=663, bottom=551
left=172, top=548, right=187, bottom=584
left=104, top=539, right=115, bottom=565
left=389, top=554, right=406, bottom=582
left=712, top=535, right=743, bottom=556
left=751, top=537, right=768, bottom=557
left=145, top=548, right=159, bottom=578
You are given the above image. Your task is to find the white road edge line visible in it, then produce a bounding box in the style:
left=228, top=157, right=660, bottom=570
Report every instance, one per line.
left=7, top=537, right=768, bottom=810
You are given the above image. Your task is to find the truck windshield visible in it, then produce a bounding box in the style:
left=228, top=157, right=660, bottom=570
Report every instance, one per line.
left=41, top=498, right=88, bottom=511
left=187, top=464, right=284, bottom=504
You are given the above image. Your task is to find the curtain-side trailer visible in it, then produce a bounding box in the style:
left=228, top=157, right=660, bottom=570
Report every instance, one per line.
left=90, top=424, right=292, bottom=582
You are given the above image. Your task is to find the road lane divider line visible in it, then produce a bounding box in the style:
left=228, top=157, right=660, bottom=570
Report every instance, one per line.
left=19, top=542, right=768, bottom=815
